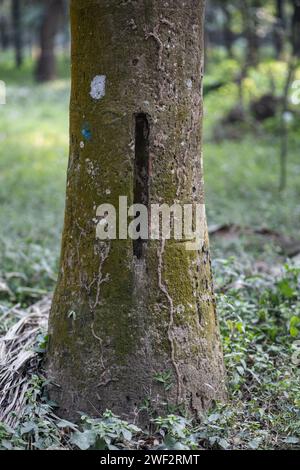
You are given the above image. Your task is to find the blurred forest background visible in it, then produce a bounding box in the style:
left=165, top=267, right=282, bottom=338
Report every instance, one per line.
left=0, top=0, right=300, bottom=450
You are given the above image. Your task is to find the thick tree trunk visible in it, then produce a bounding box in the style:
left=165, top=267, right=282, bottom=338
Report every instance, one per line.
left=47, top=0, right=226, bottom=423
left=11, top=0, right=22, bottom=68
left=35, top=0, right=63, bottom=82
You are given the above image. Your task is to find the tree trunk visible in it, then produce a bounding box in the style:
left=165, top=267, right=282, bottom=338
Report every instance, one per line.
left=0, top=17, right=9, bottom=50
left=35, top=0, right=63, bottom=82
left=242, top=0, right=260, bottom=66
left=11, top=0, right=22, bottom=68
left=274, top=0, right=285, bottom=58
left=47, top=0, right=226, bottom=424
left=0, top=0, right=9, bottom=51
left=222, top=4, right=234, bottom=57
left=291, top=0, right=300, bottom=57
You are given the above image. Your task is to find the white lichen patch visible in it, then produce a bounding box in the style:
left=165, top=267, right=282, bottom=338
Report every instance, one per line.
left=85, top=158, right=96, bottom=176
left=90, top=75, right=106, bottom=100
left=186, top=79, right=193, bottom=90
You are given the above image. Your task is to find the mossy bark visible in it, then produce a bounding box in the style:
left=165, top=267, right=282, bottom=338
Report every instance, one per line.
left=47, top=0, right=226, bottom=424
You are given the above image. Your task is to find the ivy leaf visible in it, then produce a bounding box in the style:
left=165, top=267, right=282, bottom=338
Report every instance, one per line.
left=289, top=316, right=300, bottom=337
left=207, top=413, right=220, bottom=423
left=172, top=441, right=190, bottom=450
left=20, top=421, right=37, bottom=435
left=56, top=419, right=78, bottom=430
left=94, top=437, right=107, bottom=450
left=218, top=438, right=230, bottom=449
left=248, top=438, right=261, bottom=449
left=277, top=279, right=295, bottom=299
left=122, top=428, right=132, bottom=441
left=1, top=440, right=13, bottom=450
left=70, top=430, right=96, bottom=450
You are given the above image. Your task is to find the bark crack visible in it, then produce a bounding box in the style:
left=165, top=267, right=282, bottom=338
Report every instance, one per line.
left=145, top=23, right=164, bottom=71
left=145, top=17, right=175, bottom=102
left=87, top=241, right=111, bottom=310
left=91, top=321, right=105, bottom=370
left=157, top=239, right=183, bottom=404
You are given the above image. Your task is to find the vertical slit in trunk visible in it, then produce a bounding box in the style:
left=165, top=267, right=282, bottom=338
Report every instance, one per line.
left=133, top=113, right=150, bottom=259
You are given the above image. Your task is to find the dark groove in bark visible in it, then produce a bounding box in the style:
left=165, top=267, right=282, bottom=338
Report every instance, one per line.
left=133, top=113, right=150, bottom=259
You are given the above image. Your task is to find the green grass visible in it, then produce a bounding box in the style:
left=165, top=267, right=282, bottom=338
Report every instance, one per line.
left=0, top=50, right=70, bottom=85
left=0, top=52, right=299, bottom=449
left=204, top=60, right=300, bottom=240
left=0, top=56, right=69, bottom=304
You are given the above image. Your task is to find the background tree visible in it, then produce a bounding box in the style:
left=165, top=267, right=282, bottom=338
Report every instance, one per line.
left=291, top=0, right=300, bottom=56
left=241, top=0, right=262, bottom=66
left=11, top=0, right=22, bottom=68
left=274, top=0, right=286, bottom=57
left=0, top=0, right=9, bottom=50
left=222, top=3, right=236, bottom=57
left=47, top=0, right=226, bottom=422
left=35, top=0, right=64, bottom=82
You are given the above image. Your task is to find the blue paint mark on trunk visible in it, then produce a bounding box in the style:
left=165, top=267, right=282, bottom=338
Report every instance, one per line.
left=82, top=124, right=92, bottom=141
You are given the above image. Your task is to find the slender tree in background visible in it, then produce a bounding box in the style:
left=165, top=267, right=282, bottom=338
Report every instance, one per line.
left=274, top=0, right=285, bottom=58
left=279, top=58, right=296, bottom=190
left=278, top=0, right=300, bottom=190
left=291, top=0, right=300, bottom=56
left=47, top=0, right=226, bottom=422
left=35, top=0, right=63, bottom=82
left=241, top=0, right=261, bottom=66
left=0, top=17, right=9, bottom=50
left=11, top=0, right=22, bottom=68
left=0, top=0, right=9, bottom=50
left=221, top=3, right=235, bottom=57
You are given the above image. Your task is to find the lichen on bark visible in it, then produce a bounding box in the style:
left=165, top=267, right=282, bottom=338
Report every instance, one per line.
left=47, top=0, right=226, bottom=423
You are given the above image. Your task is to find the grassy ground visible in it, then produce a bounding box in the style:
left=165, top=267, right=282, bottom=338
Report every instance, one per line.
left=0, top=55, right=69, bottom=308
left=0, top=52, right=299, bottom=449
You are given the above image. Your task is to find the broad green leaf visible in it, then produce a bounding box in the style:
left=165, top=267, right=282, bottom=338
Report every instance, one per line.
left=70, top=430, right=96, bottom=450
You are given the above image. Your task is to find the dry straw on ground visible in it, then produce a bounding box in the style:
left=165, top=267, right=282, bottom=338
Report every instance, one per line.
left=0, top=296, right=50, bottom=427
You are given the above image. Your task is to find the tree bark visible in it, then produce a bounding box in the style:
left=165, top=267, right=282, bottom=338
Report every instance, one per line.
left=11, top=0, right=22, bottom=68
left=35, top=0, right=63, bottom=82
left=47, top=0, right=226, bottom=423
